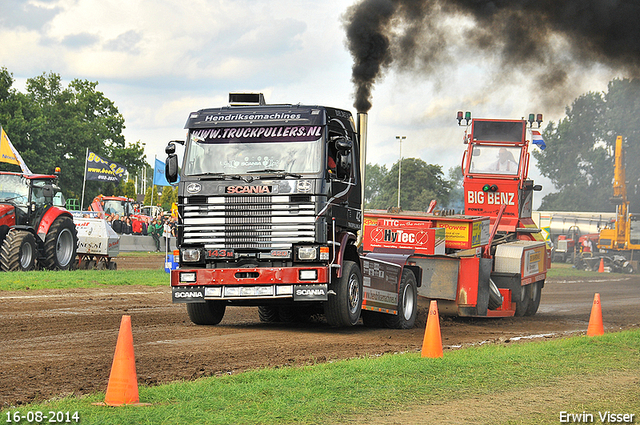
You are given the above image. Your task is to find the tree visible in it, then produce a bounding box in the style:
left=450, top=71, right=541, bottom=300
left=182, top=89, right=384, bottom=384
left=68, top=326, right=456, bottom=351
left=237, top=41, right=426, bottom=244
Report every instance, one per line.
left=0, top=68, right=146, bottom=202
left=123, top=180, right=136, bottom=199
left=533, top=78, right=640, bottom=212
left=367, top=158, right=451, bottom=212
left=364, top=163, right=388, bottom=207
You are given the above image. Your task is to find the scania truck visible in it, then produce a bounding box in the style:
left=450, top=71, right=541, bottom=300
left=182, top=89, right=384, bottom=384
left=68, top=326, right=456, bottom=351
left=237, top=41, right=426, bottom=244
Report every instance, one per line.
left=165, top=94, right=548, bottom=327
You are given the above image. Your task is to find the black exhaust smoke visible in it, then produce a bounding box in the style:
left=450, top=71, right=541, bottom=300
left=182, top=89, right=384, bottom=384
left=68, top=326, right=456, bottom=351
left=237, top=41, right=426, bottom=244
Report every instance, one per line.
left=344, top=0, right=640, bottom=113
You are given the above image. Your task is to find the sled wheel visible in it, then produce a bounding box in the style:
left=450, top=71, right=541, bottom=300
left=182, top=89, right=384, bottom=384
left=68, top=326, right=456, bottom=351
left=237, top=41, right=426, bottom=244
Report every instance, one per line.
left=43, top=216, right=78, bottom=270
left=107, top=261, right=117, bottom=270
left=0, top=230, right=37, bottom=272
left=187, top=301, right=226, bottom=325
left=514, top=283, right=531, bottom=317
left=383, top=269, right=418, bottom=329
left=324, top=260, right=363, bottom=327
left=524, top=280, right=543, bottom=316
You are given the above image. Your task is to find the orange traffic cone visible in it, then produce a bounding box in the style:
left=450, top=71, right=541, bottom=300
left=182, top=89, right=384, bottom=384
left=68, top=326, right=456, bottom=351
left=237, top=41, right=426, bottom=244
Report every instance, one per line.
left=96, top=315, right=145, bottom=406
left=421, top=300, right=443, bottom=358
left=598, top=258, right=604, bottom=273
left=587, top=293, right=604, bottom=336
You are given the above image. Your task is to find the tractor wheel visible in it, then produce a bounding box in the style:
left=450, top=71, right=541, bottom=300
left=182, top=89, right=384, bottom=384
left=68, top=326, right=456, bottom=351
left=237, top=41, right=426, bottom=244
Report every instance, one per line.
left=0, top=230, right=37, bottom=272
left=383, top=269, right=418, bottom=329
left=324, top=260, right=363, bottom=327
left=42, top=216, right=78, bottom=271
left=186, top=301, right=226, bottom=325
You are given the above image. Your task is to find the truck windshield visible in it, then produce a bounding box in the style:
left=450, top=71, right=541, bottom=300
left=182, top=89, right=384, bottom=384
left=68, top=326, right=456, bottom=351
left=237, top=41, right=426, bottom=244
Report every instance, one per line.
left=183, top=128, right=323, bottom=176
left=0, top=174, right=29, bottom=205
left=469, top=145, right=521, bottom=175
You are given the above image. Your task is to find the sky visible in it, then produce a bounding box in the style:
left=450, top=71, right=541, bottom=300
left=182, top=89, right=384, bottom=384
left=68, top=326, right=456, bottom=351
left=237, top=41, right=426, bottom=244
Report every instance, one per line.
left=0, top=0, right=625, bottom=209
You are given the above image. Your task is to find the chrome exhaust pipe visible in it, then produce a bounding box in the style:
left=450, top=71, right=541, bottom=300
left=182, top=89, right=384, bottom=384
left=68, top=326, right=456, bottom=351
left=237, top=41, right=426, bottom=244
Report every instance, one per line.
left=357, top=112, right=368, bottom=246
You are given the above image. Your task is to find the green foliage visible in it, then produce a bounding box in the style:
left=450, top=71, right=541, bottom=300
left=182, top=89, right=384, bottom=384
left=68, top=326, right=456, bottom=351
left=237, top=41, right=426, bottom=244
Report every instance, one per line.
left=533, top=78, right=640, bottom=211
left=159, top=185, right=178, bottom=210
left=366, top=158, right=452, bottom=212
left=121, top=179, right=136, bottom=199
left=0, top=67, right=146, bottom=202
left=144, top=185, right=161, bottom=206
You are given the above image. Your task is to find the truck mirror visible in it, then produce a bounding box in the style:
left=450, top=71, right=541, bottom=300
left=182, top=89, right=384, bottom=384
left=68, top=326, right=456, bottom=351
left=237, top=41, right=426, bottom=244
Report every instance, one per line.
left=333, top=136, right=352, bottom=152
left=166, top=143, right=176, bottom=155
left=533, top=185, right=542, bottom=191
left=166, top=153, right=179, bottom=183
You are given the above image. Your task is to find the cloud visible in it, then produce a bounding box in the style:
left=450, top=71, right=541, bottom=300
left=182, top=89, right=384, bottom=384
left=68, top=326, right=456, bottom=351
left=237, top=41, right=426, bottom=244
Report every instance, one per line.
left=0, top=0, right=61, bottom=31
left=104, top=30, right=142, bottom=53
left=61, top=32, right=99, bottom=48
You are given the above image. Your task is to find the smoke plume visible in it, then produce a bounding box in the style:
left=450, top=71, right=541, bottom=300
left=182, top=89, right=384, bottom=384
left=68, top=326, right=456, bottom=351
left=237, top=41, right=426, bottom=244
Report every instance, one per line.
left=344, top=0, right=640, bottom=112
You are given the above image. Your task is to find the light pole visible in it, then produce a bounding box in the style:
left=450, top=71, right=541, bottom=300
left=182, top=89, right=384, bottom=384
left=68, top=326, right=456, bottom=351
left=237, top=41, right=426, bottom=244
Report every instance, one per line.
left=396, top=136, right=406, bottom=208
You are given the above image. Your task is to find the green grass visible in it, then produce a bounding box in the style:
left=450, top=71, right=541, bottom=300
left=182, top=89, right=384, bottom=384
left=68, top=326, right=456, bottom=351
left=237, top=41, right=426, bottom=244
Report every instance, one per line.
left=3, top=330, right=639, bottom=424
left=546, top=262, right=627, bottom=279
left=0, top=268, right=168, bottom=291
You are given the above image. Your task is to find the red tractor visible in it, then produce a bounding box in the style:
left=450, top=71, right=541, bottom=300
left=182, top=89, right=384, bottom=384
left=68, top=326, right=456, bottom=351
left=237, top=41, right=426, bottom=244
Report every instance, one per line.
left=0, top=171, right=78, bottom=271
left=88, top=194, right=150, bottom=233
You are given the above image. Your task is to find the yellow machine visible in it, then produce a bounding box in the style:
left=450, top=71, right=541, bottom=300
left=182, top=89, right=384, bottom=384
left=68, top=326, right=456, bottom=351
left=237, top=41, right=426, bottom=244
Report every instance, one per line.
left=597, top=136, right=640, bottom=252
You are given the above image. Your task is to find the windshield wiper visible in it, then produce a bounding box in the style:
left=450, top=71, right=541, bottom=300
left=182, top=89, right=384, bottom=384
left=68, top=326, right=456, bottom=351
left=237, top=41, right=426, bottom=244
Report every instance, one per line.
left=247, top=169, right=302, bottom=179
left=188, top=172, right=226, bottom=180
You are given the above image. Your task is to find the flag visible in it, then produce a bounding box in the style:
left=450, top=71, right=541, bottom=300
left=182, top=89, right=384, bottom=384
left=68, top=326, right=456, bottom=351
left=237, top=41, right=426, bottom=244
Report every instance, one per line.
left=0, top=126, right=32, bottom=174
left=85, top=151, right=127, bottom=182
left=153, top=158, right=178, bottom=186
left=531, top=130, right=546, bottom=150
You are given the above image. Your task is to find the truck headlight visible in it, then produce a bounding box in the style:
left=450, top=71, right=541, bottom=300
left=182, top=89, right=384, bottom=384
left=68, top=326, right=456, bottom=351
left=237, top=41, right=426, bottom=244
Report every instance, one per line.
left=181, top=248, right=201, bottom=262
left=296, top=246, right=317, bottom=261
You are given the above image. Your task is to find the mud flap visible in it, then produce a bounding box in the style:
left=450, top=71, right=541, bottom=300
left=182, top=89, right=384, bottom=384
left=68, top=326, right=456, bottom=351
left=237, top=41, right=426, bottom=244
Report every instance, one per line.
left=474, top=258, right=493, bottom=316
left=490, top=272, right=522, bottom=306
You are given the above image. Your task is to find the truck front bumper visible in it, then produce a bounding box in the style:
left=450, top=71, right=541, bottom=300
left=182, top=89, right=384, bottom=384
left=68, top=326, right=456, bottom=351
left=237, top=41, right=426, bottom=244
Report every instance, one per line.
left=170, top=266, right=330, bottom=302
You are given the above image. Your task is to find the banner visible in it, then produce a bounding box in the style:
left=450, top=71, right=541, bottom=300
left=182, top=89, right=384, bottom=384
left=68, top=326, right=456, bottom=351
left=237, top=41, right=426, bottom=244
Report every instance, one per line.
left=153, top=158, right=178, bottom=186
left=85, top=151, right=127, bottom=182
left=0, top=126, right=32, bottom=174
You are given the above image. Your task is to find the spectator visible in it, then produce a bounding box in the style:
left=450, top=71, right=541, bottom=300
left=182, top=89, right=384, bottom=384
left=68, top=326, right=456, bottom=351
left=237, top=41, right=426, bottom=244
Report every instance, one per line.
left=111, top=214, right=123, bottom=234
left=149, top=219, right=162, bottom=252
left=132, top=217, right=143, bottom=235
left=122, top=216, right=133, bottom=235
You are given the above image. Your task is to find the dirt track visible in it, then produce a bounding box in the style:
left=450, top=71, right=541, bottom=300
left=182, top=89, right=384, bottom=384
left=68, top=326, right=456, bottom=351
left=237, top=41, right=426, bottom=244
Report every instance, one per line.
left=2, top=256, right=639, bottom=407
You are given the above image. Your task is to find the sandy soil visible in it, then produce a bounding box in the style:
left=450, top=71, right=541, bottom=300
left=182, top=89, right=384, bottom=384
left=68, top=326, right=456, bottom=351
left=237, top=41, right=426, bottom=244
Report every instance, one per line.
left=2, top=255, right=639, bottom=408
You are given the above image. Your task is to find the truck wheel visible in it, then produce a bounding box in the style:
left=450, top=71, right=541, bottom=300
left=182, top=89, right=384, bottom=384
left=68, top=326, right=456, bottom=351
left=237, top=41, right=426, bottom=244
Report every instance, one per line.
left=324, top=260, right=363, bottom=327
left=258, top=306, right=279, bottom=322
left=0, top=230, right=37, bottom=272
left=514, top=284, right=531, bottom=317
left=524, top=281, right=542, bottom=316
left=187, top=301, right=226, bottom=325
left=43, top=216, right=78, bottom=271
left=383, top=269, right=418, bottom=329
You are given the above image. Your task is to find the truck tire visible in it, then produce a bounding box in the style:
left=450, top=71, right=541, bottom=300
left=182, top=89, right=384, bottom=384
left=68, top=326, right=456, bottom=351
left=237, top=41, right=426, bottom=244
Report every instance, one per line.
left=324, top=260, right=363, bottom=327
left=42, top=216, right=78, bottom=271
left=524, top=281, right=542, bottom=316
left=514, top=284, right=531, bottom=317
left=187, top=301, right=226, bottom=325
left=0, top=230, right=37, bottom=272
left=258, top=306, right=279, bottom=322
left=383, top=269, right=418, bottom=329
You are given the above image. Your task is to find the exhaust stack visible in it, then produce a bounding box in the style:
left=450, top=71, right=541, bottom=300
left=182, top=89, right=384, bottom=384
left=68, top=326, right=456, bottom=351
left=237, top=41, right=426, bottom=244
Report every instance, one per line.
left=357, top=112, right=368, bottom=245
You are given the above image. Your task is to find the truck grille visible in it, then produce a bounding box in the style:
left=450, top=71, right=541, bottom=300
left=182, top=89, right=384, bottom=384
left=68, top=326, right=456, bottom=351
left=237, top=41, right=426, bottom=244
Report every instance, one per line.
left=182, top=195, right=316, bottom=249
